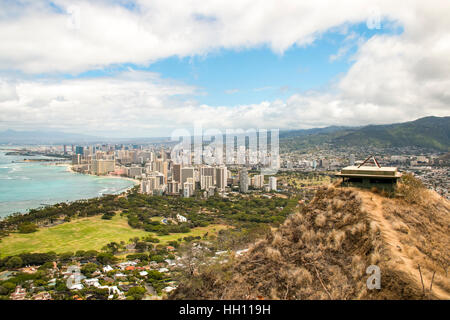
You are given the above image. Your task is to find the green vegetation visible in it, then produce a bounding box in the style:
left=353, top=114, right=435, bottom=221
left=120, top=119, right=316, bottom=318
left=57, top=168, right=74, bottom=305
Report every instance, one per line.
left=0, top=187, right=296, bottom=236
left=0, top=185, right=300, bottom=300
left=0, top=186, right=297, bottom=274
left=122, top=192, right=296, bottom=231
left=0, top=215, right=148, bottom=257
left=126, top=286, right=146, bottom=300
left=0, top=214, right=228, bottom=257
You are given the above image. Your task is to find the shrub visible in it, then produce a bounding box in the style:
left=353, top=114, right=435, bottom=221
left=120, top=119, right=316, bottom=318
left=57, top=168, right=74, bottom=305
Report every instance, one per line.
left=101, top=212, right=115, bottom=220
left=149, top=255, right=164, bottom=263
left=58, top=252, right=74, bottom=262
left=81, top=263, right=99, bottom=277
left=126, top=286, right=146, bottom=300
left=18, top=223, right=38, bottom=233
left=6, top=256, right=23, bottom=269
left=96, top=253, right=117, bottom=265
left=397, top=173, right=425, bottom=204
left=126, top=253, right=148, bottom=262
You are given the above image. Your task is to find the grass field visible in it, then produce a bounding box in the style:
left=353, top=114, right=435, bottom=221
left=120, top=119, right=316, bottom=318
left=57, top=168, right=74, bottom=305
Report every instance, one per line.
left=0, top=215, right=228, bottom=257
left=155, top=224, right=228, bottom=244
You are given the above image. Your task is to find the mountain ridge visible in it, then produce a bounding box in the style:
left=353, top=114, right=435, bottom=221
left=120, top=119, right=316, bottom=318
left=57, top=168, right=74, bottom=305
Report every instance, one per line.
left=0, top=116, right=448, bottom=150
left=280, top=116, right=450, bottom=151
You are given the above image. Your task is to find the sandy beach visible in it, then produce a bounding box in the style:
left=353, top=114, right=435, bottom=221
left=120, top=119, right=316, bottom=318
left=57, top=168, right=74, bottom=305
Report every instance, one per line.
left=57, top=163, right=140, bottom=185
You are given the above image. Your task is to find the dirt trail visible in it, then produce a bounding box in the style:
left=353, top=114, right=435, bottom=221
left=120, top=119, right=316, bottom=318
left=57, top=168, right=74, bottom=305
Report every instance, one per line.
left=358, top=191, right=449, bottom=300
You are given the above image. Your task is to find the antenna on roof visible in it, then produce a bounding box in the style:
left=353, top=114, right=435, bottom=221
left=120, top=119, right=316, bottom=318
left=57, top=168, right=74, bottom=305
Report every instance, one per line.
left=357, top=155, right=381, bottom=168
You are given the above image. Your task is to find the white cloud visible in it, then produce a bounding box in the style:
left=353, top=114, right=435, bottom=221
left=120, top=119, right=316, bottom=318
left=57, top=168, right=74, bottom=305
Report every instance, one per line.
left=329, top=47, right=349, bottom=62
left=0, top=80, right=19, bottom=103
left=0, top=70, right=199, bottom=136
left=0, top=0, right=397, bottom=74
left=0, top=0, right=449, bottom=136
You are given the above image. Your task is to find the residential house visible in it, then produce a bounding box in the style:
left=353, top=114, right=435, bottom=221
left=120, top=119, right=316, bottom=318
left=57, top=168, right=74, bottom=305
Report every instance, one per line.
left=10, top=286, right=27, bottom=300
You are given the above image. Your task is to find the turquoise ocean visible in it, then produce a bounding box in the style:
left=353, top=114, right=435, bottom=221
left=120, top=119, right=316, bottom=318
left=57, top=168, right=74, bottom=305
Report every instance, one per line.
left=0, top=147, right=136, bottom=218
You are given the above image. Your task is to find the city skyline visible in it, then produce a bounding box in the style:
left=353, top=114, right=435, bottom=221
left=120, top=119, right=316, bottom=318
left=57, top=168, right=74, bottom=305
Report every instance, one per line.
left=0, top=1, right=449, bottom=137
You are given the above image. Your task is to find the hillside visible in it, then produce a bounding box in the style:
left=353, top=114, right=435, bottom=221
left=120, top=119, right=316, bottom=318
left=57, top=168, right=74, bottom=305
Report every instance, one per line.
left=171, top=186, right=450, bottom=300
left=280, top=116, right=450, bottom=152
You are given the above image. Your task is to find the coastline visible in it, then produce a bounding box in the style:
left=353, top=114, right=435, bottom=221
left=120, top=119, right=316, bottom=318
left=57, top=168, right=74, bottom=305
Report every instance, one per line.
left=56, top=162, right=140, bottom=185
left=0, top=160, right=139, bottom=219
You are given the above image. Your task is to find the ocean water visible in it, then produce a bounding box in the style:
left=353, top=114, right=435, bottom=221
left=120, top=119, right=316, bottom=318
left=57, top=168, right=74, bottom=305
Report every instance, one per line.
left=0, top=147, right=136, bottom=218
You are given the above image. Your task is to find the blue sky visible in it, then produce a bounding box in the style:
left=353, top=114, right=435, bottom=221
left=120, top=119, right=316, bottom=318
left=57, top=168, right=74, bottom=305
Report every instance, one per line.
left=62, top=22, right=399, bottom=107
left=148, top=23, right=395, bottom=106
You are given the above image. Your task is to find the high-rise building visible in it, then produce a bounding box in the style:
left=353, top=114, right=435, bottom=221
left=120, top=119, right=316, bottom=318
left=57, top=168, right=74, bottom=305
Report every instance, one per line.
left=200, top=166, right=215, bottom=178
left=145, top=163, right=153, bottom=174
left=127, top=166, right=143, bottom=178
left=167, top=181, right=180, bottom=195
left=269, top=176, right=277, bottom=191
left=252, top=174, right=264, bottom=188
left=72, top=154, right=81, bottom=165
left=181, top=167, right=195, bottom=188
left=159, top=147, right=166, bottom=161
left=183, top=180, right=194, bottom=197
left=75, top=146, right=84, bottom=155
left=201, top=175, right=213, bottom=190
left=200, top=166, right=215, bottom=190
left=155, top=174, right=165, bottom=186
left=90, top=159, right=115, bottom=175
left=215, top=166, right=227, bottom=191
left=141, top=176, right=159, bottom=194
left=239, top=168, right=249, bottom=193
left=155, top=159, right=168, bottom=183
left=173, top=164, right=182, bottom=183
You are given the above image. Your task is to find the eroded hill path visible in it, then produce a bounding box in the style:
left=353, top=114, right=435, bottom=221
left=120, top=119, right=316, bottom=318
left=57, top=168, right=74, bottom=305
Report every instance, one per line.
left=358, top=190, right=450, bottom=300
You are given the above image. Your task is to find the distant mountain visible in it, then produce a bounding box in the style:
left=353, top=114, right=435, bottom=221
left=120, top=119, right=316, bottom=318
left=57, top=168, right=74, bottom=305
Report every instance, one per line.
left=333, top=116, right=449, bottom=150
left=0, top=129, right=173, bottom=145
left=0, top=129, right=103, bottom=144
left=1, top=116, right=448, bottom=149
left=279, top=125, right=354, bottom=138
left=280, top=116, right=450, bottom=151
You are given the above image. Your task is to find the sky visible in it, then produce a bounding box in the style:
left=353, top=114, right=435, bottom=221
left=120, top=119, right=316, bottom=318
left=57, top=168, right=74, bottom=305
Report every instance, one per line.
left=0, top=0, right=449, bottom=138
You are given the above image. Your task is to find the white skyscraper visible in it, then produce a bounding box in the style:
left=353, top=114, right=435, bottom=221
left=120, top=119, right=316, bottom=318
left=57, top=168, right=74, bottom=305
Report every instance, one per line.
left=239, top=168, right=249, bottom=193
left=215, top=166, right=227, bottom=191
left=269, top=176, right=277, bottom=191
left=201, top=175, right=213, bottom=190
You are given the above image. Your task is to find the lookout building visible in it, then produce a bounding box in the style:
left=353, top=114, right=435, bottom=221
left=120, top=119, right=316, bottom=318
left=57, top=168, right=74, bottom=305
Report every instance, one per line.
left=336, top=155, right=402, bottom=191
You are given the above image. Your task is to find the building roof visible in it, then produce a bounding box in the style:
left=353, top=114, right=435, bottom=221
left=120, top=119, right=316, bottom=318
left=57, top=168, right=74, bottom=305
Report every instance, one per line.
left=336, top=165, right=402, bottom=178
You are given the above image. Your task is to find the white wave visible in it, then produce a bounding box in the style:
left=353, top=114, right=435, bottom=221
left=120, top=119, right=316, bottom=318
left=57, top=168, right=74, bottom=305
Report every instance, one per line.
left=98, top=187, right=110, bottom=195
